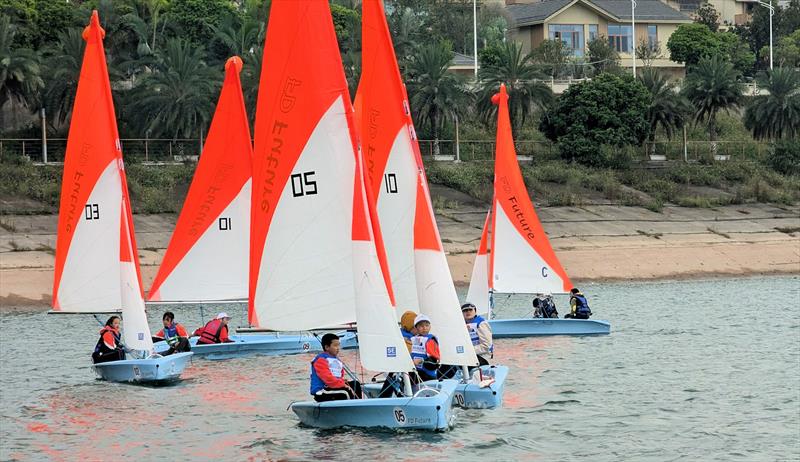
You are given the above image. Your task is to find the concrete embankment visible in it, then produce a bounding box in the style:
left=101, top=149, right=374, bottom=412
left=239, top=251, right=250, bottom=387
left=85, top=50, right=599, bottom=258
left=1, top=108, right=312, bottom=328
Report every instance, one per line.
left=1, top=201, right=798, bottom=308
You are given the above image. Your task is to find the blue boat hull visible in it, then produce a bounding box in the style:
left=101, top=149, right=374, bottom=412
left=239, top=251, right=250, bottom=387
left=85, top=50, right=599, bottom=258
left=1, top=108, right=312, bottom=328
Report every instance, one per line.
left=291, top=380, right=458, bottom=431
left=153, top=332, right=358, bottom=360
left=363, top=365, right=509, bottom=409
left=91, top=352, right=193, bottom=384
left=489, top=318, right=610, bottom=338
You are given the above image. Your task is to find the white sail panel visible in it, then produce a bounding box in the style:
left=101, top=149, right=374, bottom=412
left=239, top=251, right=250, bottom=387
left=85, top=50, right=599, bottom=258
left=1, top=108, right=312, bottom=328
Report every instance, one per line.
left=151, top=180, right=251, bottom=302
left=253, top=97, right=358, bottom=330
left=377, top=127, right=420, bottom=314
left=415, top=249, right=478, bottom=366
left=56, top=161, right=122, bottom=312
left=492, top=202, right=566, bottom=294
left=466, top=253, right=490, bottom=316
left=119, top=200, right=153, bottom=353
left=353, top=239, right=416, bottom=373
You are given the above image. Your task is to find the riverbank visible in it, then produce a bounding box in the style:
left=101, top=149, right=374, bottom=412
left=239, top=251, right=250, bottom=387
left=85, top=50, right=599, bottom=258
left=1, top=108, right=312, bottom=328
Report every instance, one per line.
left=1, top=197, right=798, bottom=308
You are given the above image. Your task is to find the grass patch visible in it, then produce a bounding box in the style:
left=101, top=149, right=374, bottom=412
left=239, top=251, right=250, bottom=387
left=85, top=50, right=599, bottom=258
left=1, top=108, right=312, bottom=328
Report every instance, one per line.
left=775, top=226, right=800, bottom=234
left=636, top=229, right=663, bottom=239
left=707, top=227, right=731, bottom=239
left=8, top=240, right=31, bottom=251
left=0, top=219, right=17, bottom=232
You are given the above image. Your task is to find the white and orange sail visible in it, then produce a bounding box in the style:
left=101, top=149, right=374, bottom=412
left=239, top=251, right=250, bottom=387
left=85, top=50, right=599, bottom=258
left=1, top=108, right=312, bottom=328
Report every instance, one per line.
left=356, top=0, right=476, bottom=367
left=52, top=11, right=152, bottom=352
left=148, top=57, right=252, bottom=302
left=465, top=211, right=491, bottom=316
left=249, top=1, right=412, bottom=373
left=467, top=84, right=572, bottom=309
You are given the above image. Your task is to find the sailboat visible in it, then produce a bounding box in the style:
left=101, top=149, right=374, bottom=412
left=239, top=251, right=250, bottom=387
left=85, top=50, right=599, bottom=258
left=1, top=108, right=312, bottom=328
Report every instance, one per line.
left=147, top=56, right=355, bottom=359
left=466, top=84, right=610, bottom=338
left=354, top=0, right=507, bottom=409
left=251, top=0, right=457, bottom=430
left=51, top=11, right=192, bottom=383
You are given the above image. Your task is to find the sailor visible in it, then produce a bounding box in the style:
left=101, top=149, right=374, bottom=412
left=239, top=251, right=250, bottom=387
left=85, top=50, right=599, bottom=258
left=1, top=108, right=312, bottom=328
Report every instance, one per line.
left=566, top=288, right=592, bottom=319
left=399, top=310, right=417, bottom=353
left=462, top=303, right=493, bottom=366
left=410, top=314, right=440, bottom=381
left=154, top=311, right=191, bottom=355
left=310, top=333, right=362, bottom=401
left=92, top=316, right=126, bottom=364
left=193, top=312, right=235, bottom=344
left=532, top=293, right=559, bottom=318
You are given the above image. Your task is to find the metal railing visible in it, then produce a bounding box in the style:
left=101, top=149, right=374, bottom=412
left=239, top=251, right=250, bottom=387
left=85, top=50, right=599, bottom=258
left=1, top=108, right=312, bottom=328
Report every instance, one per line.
left=0, top=138, right=204, bottom=163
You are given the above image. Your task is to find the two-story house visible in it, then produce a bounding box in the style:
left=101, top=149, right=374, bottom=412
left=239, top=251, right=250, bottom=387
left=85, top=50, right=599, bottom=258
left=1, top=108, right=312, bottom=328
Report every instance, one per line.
left=506, top=0, right=692, bottom=77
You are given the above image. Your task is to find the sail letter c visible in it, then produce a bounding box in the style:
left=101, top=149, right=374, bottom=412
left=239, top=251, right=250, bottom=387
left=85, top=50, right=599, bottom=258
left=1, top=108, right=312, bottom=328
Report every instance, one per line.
left=542, top=266, right=548, bottom=277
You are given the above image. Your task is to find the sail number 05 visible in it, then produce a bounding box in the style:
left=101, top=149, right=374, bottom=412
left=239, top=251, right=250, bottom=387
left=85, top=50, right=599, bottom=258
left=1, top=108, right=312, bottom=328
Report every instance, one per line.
left=291, top=171, right=317, bottom=197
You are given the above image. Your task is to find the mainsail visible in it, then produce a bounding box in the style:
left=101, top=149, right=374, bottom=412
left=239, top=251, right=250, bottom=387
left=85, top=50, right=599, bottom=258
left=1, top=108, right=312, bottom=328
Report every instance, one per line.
left=467, top=84, right=572, bottom=306
left=148, top=56, right=252, bottom=302
left=466, top=211, right=491, bottom=316
left=52, top=11, right=153, bottom=352
left=356, top=0, right=477, bottom=367
left=248, top=0, right=413, bottom=372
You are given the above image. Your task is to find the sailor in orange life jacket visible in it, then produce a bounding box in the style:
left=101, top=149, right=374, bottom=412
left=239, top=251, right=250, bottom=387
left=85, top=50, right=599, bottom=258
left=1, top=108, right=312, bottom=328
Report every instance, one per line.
left=410, top=314, right=440, bottom=381
left=193, top=312, right=235, bottom=344
left=309, top=333, right=363, bottom=402
left=92, top=315, right=126, bottom=364
left=153, top=311, right=191, bottom=355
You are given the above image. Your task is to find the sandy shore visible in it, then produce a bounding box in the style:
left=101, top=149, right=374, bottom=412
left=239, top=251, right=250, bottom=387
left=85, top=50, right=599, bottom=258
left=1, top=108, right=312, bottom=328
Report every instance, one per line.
left=1, top=197, right=798, bottom=308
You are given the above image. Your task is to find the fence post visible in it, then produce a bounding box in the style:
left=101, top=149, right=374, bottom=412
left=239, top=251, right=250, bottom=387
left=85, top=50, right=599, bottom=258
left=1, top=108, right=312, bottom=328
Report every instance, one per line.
left=145, top=134, right=149, bottom=162
left=683, top=126, right=688, bottom=162
left=41, top=108, right=48, bottom=163
left=454, top=116, right=461, bottom=162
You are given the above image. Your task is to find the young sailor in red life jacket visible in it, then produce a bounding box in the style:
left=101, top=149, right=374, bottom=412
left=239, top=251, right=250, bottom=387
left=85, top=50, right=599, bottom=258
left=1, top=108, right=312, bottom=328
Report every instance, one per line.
left=410, top=314, right=440, bottom=381
left=193, top=312, right=235, bottom=344
left=153, top=311, right=191, bottom=355
left=461, top=303, right=493, bottom=367
left=309, top=333, right=362, bottom=402
left=92, top=315, right=126, bottom=364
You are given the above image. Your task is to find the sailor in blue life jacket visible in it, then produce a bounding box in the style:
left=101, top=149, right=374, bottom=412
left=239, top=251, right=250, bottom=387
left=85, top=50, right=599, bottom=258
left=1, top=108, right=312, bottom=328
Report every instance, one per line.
left=410, top=314, right=440, bottom=382
left=566, top=288, right=592, bottom=319
left=462, top=303, right=493, bottom=367
left=378, top=310, right=418, bottom=398
left=309, top=333, right=362, bottom=402
left=532, top=293, right=559, bottom=318
left=152, top=311, right=191, bottom=355
left=92, top=315, right=126, bottom=364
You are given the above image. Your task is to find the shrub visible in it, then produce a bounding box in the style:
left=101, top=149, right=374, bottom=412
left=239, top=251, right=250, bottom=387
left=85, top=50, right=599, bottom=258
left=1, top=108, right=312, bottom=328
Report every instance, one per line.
left=766, top=141, right=800, bottom=176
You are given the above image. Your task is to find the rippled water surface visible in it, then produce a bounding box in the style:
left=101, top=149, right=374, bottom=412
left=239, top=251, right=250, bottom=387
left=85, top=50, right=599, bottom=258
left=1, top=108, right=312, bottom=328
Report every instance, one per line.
left=1, top=276, right=799, bottom=461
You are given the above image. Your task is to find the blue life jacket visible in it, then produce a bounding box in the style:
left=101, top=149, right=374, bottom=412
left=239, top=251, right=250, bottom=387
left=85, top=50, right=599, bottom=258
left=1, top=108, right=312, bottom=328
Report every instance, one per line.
left=401, top=329, right=414, bottom=341
left=542, top=298, right=558, bottom=318
left=573, top=294, right=592, bottom=317
left=410, top=334, right=439, bottom=378
left=163, top=323, right=178, bottom=339
left=465, top=315, right=493, bottom=354
left=309, top=352, right=344, bottom=395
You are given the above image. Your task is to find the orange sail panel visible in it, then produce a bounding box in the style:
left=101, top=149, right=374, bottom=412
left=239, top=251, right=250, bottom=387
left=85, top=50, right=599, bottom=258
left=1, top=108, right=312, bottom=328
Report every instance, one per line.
left=490, top=84, right=572, bottom=294
left=53, top=11, right=126, bottom=312
left=148, top=57, right=252, bottom=302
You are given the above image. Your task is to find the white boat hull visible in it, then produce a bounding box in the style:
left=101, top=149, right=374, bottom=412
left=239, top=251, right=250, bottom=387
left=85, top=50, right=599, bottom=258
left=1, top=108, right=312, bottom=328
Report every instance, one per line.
left=91, top=352, right=193, bottom=384
left=489, top=318, right=611, bottom=338
left=153, top=332, right=358, bottom=360
left=291, top=380, right=459, bottom=431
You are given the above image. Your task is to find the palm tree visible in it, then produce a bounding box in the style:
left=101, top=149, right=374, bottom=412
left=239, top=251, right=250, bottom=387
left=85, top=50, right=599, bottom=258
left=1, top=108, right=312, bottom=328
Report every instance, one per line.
left=241, top=45, right=262, bottom=127
left=477, top=41, right=553, bottom=132
left=127, top=38, right=220, bottom=139
left=41, top=28, right=85, bottom=130
left=638, top=67, right=691, bottom=155
left=211, top=16, right=264, bottom=58
left=405, top=41, right=471, bottom=156
left=682, top=55, right=743, bottom=145
left=0, top=16, right=43, bottom=129
left=744, top=67, right=800, bottom=140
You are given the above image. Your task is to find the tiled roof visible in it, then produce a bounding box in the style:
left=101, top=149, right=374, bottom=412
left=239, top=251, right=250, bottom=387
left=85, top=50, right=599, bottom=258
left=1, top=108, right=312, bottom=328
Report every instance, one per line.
left=507, top=0, right=690, bottom=25
left=452, top=52, right=477, bottom=67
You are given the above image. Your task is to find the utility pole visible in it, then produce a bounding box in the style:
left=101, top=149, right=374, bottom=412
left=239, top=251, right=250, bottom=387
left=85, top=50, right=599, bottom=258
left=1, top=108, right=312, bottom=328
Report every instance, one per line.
left=631, top=0, right=637, bottom=76
left=40, top=108, right=47, bottom=163
left=756, top=0, right=775, bottom=69
left=473, top=0, right=479, bottom=79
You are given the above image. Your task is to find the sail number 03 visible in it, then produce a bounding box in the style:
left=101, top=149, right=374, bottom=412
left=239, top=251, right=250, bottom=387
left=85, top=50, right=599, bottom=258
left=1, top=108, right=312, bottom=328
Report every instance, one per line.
left=84, top=204, right=100, bottom=220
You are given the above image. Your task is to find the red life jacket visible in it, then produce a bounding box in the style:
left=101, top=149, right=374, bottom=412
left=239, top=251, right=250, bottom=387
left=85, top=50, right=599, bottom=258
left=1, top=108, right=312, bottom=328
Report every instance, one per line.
left=196, top=319, right=226, bottom=344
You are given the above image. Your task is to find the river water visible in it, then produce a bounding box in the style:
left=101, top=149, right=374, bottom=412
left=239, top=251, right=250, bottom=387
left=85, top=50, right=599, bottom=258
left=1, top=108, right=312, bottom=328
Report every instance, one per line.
left=1, top=276, right=798, bottom=461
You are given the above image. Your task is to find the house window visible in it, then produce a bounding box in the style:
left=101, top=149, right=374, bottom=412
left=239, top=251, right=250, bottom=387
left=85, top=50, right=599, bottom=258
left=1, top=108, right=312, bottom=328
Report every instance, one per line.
left=647, top=25, right=658, bottom=51
left=588, top=24, right=598, bottom=42
left=549, top=24, right=585, bottom=57
left=608, top=24, right=632, bottom=53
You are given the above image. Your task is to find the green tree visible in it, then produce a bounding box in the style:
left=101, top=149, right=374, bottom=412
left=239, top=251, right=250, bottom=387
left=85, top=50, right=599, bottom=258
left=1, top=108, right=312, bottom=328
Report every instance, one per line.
left=406, top=41, right=470, bottom=156
left=718, top=31, right=755, bottom=76
left=477, top=41, right=553, bottom=132
left=682, top=55, right=743, bottom=144
left=211, top=15, right=263, bottom=58
left=539, top=73, right=650, bottom=167
left=41, top=28, right=84, bottom=130
left=127, top=38, right=220, bottom=139
left=587, top=36, right=620, bottom=74
left=774, top=28, right=800, bottom=67
left=667, top=23, right=722, bottom=65
left=638, top=68, right=691, bottom=155
left=694, top=2, right=720, bottom=32
left=0, top=15, right=42, bottom=128
left=167, top=0, right=238, bottom=46
left=743, top=67, right=800, bottom=140
left=530, top=39, right=569, bottom=78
